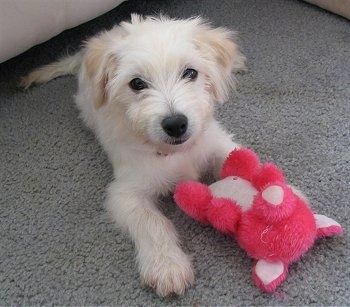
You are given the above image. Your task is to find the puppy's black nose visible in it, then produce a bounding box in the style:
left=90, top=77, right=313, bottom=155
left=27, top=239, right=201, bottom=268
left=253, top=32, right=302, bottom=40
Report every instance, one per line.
left=161, top=114, right=188, bottom=138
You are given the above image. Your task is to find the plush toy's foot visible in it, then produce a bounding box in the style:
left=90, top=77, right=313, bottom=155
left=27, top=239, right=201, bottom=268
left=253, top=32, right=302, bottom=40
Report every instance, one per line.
left=314, top=214, right=343, bottom=238
left=174, top=181, right=212, bottom=223
left=252, top=259, right=288, bottom=293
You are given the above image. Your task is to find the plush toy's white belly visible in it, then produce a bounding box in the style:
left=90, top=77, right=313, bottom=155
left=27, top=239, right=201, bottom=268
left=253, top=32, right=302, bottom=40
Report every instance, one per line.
left=209, top=176, right=258, bottom=211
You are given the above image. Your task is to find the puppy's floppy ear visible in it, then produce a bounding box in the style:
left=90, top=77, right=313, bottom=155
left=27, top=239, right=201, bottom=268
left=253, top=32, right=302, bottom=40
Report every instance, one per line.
left=83, top=31, right=120, bottom=108
left=120, top=13, right=144, bottom=30
left=130, top=13, right=144, bottom=24
left=194, top=22, right=246, bottom=103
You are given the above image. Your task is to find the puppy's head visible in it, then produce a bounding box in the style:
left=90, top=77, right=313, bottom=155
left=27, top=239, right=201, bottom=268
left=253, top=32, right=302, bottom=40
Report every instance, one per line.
left=83, top=14, right=246, bottom=154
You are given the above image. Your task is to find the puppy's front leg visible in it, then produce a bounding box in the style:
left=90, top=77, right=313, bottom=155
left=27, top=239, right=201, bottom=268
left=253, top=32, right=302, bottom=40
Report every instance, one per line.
left=105, top=180, right=194, bottom=296
left=209, top=124, right=241, bottom=179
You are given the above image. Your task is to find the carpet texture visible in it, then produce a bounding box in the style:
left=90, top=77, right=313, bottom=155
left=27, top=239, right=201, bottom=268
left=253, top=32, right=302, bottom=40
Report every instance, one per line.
left=1, top=0, right=349, bottom=305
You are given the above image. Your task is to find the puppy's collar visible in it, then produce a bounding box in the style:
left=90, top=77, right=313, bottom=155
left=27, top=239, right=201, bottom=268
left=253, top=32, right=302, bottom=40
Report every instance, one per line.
left=129, top=142, right=170, bottom=157
left=156, top=151, right=169, bottom=157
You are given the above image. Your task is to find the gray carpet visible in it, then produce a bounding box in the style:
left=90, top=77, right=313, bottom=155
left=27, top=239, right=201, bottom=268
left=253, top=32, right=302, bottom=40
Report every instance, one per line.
left=1, top=0, right=349, bottom=305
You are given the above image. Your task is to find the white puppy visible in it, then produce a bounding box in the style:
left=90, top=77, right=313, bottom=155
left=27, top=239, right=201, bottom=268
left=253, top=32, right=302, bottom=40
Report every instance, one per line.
left=22, top=14, right=246, bottom=296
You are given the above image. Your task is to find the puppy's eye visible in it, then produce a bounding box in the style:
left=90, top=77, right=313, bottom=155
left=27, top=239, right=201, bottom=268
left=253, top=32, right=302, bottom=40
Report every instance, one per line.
left=182, top=68, right=198, bottom=81
left=129, top=78, right=148, bottom=91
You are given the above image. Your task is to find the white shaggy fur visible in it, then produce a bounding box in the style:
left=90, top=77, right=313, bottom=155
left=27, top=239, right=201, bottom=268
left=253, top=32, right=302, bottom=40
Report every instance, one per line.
left=21, top=14, right=247, bottom=296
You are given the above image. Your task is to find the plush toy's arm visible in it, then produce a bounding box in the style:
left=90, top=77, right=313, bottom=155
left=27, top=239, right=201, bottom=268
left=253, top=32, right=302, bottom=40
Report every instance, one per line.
left=174, top=182, right=241, bottom=235
left=174, top=181, right=213, bottom=224
left=206, top=198, right=241, bottom=235
left=314, top=214, right=343, bottom=237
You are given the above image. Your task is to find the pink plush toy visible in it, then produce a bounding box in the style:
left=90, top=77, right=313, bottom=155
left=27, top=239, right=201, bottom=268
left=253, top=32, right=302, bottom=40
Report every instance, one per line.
left=174, top=148, right=343, bottom=292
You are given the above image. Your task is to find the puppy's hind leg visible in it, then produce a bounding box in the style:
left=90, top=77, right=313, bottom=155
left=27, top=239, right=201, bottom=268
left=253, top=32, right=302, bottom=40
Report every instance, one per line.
left=20, top=51, right=83, bottom=88
left=105, top=180, right=194, bottom=296
left=232, top=49, right=247, bottom=73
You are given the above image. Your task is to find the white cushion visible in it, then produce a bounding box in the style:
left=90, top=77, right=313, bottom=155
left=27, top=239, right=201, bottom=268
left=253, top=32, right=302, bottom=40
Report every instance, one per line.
left=0, top=0, right=125, bottom=63
left=304, top=0, right=350, bottom=19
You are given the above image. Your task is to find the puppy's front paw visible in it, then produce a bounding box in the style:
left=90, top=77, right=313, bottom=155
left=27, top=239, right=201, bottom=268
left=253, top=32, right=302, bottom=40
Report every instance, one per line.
left=140, top=250, right=194, bottom=296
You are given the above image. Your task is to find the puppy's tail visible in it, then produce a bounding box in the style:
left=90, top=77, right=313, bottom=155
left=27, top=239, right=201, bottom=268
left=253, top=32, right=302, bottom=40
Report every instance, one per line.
left=20, top=51, right=83, bottom=89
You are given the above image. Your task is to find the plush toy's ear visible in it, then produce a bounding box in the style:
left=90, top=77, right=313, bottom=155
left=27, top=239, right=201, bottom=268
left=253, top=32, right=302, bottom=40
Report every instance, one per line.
left=83, top=29, right=122, bottom=108
left=221, top=148, right=260, bottom=180
left=194, top=22, right=246, bottom=103
left=252, top=163, right=285, bottom=191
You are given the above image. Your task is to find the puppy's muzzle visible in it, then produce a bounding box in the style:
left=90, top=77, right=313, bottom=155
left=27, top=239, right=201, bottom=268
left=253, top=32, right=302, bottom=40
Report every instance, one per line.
left=161, top=114, right=188, bottom=139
